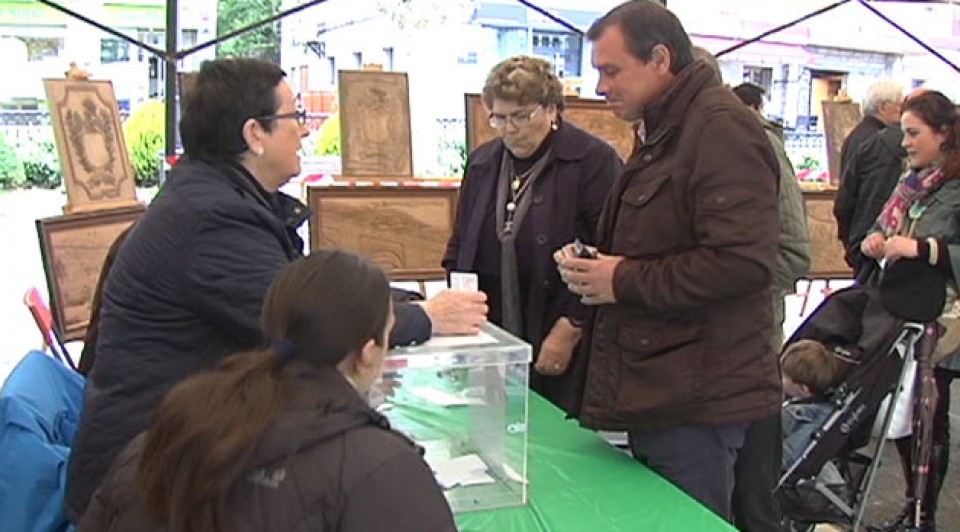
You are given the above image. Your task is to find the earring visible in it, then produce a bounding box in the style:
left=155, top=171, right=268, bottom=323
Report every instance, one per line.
left=551, top=121, right=559, bottom=131
left=254, top=147, right=264, bottom=157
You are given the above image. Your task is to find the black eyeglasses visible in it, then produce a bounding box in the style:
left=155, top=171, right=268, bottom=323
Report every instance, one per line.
left=255, top=109, right=307, bottom=126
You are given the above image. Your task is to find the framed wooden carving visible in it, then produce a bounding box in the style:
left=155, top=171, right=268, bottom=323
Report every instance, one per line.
left=465, top=93, right=635, bottom=161
left=36, top=205, right=146, bottom=341
left=43, top=79, right=140, bottom=213
left=338, top=70, right=414, bottom=177
left=803, top=189, right=853, bottom=279
left=307, top=183, right=458, bottom=280
left=821, top=100, right=863, bottom=186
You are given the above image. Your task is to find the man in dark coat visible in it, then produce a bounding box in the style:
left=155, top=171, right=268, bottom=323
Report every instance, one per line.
left=838, top=79, right=903, bottom=183
left=555, top=1, right=780, bottom=521
left=834, top=125, right=906, bottom=277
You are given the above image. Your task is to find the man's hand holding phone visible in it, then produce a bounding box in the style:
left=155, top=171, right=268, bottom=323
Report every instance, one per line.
left=553, top=240, right=623, bottom=305
left=573, top=238, right=598, bottom=259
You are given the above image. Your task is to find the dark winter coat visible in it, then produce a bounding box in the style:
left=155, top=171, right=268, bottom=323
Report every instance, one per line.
left=571, top=61, right=783, bottom=432
left=443, top=121, right=620, bottom=410
left=833, top=125, right=906, bottom=273
left=839, top=114, right=887, bottom=182
left=80, top=363, right=456, bottom=532
left=66, top=159, right=431, bottom=521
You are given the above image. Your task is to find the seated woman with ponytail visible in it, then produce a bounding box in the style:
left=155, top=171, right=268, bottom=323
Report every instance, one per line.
left=79, top=250, right=456, bottom=532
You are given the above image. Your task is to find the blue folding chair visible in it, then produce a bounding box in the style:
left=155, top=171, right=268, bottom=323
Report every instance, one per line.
left=0, top=350, right=84, bottom=532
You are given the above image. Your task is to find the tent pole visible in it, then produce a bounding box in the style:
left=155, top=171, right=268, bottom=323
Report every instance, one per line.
left=165, top=0, right=179, bottom=162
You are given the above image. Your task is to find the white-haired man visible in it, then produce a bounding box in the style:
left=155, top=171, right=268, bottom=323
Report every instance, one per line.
left=839, top=79, right=903, bottom=179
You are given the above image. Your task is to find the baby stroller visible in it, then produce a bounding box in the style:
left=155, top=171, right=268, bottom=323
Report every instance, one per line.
left=774, top=282, right=940, bottom=532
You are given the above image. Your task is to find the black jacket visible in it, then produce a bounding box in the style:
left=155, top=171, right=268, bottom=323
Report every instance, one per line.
left=839, top=115, right=887, bottom=181
left=834, top=126, right=905, bottom=272
left=67, top=159, right=430, bottom=521
left=80, top=363, right=456, bottom=531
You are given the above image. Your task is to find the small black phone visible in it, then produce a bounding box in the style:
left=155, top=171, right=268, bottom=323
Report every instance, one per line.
left=573, top=238, right=597, bottom=259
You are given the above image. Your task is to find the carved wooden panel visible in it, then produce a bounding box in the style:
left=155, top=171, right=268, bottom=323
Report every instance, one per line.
left=803, top=189, right=853, bottom=279
left=821, top=100, right=863, bottom=185
left=36, top=205, right=145, bottom=341
left=307, top=183, right=458, bottom=280
left=44, top=79, right=139, bottom=213
left=338, top=70, right=414, bottom=177
left=465, top=93, right=634, bottom=161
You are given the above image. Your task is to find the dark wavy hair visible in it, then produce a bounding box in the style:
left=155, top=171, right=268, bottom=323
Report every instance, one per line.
left=179, top=58, right=286, bottom=162
left=137, top=250, right=391, bottom=532
left=587, top=1, right=693, bottom=74
left=901, top=90, right=960, bottom=177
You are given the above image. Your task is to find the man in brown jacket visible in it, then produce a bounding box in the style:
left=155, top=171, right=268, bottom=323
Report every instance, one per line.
left=555, top=1, right=782, bottom=521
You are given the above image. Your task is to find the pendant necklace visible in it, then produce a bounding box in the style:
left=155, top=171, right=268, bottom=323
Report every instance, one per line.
left=504, top=167, right=535, bottom=234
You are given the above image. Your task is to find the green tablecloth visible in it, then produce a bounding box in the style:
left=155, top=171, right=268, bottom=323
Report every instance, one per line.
left=454, top=394, right=736, bottom=532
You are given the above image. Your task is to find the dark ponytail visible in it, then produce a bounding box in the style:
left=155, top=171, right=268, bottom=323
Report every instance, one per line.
left=137, top=348, right=286, bottom=532
left=135, top=250, right=391, bottom=531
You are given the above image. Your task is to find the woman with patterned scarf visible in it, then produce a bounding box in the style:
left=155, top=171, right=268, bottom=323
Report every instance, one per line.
left=861, top=90, right=960, bottom=532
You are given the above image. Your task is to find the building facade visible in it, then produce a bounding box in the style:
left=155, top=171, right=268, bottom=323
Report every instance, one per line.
left=0, top=0, right=216, bottom=109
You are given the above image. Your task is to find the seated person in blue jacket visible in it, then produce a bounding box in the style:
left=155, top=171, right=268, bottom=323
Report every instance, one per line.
left=781, top=339, right=856, bottom=479
left=80, top=251, right=457, bottom=532
left=66, top=57, right=487, bottom=522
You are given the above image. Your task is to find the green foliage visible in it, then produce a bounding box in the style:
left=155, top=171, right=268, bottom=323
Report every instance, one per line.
left=17, top=133, right=61, bottom=189
left=124, top=99, right=165, bottom=188
left=0, top=131, right=25, bottom=189
left=216, top=0, right=281, bottom=62
left=437, top=138, right=467, bottom=177
left=797, top=155, right=821, bottom=170
left=316, top=113, right=341, bottom=156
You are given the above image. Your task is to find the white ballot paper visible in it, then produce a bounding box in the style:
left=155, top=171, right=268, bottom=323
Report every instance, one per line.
left=421, top=330, right=498, bottom=349
left=408, top=386, right=485, bottom=407
left=431, top=454, right=496, bottom=489
left=449, top=271, right=479, bottom=292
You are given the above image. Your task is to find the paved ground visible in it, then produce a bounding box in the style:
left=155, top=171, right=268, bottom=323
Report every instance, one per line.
left=0, top=188, right=956, bottom=529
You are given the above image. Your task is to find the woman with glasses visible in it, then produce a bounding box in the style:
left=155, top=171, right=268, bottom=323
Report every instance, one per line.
left=444, top=56, right=622, bottom=411
left=67, top=58, right=485, bottom=523
left=80, top=251, right=456, bottom=532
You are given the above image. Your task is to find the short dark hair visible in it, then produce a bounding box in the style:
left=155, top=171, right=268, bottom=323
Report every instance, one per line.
left=179, top=58, right=286, bottom=162
left=732, top=83, right=766, bottom=110
left=587, top=1, right=693, bottom=74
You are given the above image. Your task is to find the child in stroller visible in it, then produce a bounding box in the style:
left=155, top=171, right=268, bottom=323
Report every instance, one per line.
left=781, top=339, right=857, bottom=485
left=775, top=284, right=928, bottom=531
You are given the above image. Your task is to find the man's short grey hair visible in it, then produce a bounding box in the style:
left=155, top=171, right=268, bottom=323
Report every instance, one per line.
left=863, top=79, right=903, bottom=116
left=692, top=45, right=721, bottom=82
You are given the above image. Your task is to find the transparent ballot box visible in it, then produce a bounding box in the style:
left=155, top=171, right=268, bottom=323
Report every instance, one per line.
left=374, top=322, right=531, bottom=513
